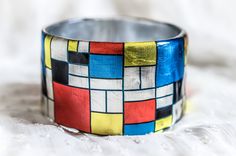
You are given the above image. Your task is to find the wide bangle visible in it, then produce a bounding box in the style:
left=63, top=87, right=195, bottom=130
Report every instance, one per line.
left=41, top=17, right=188, bottom=135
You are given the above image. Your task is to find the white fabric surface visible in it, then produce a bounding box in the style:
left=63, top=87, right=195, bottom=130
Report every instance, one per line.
left=0, top=0, right=236, bottom=155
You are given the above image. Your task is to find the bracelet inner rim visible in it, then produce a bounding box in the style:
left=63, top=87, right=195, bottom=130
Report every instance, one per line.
left=43, top=18, right=183, bottom=42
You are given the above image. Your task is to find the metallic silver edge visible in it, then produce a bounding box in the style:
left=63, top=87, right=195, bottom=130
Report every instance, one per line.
left=42, top=16, right=186, bottom=42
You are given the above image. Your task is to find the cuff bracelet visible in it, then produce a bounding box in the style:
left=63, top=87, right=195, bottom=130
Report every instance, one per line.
left=41, top=17, right=188, bottom=135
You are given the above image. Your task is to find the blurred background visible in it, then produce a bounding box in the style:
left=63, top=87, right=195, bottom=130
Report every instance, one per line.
left=0, top=0, right=236, bottom=156
left=0, top=0, right=236, bottom=83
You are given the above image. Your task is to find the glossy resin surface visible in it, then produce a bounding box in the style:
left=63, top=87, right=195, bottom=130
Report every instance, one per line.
left=41, top=18, right=188, bottom=135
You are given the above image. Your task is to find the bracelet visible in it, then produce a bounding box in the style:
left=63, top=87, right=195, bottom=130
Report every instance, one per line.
left=41, top=17, right=188, bottom=135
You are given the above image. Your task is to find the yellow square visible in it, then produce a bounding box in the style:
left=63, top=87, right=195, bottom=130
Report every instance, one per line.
left=155, top=116, right=172, bottom=131
left=184, top=35, right=188, bottom=65
left=124, top=42, right=156, bottom=66
left=44, top=35, right=53, bottom=68
left=68, top=40, right=78, bottom=52
left=91, top=112, right=123, bottom=135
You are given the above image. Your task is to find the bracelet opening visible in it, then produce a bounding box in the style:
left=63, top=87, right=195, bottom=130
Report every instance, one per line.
left=44, top=18, right=182, bottom=42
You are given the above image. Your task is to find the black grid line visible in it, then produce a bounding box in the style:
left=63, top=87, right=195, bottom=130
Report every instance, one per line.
left=122, top=43, right=125, bottom=135
left=105, top=91, right=107, bottom=112
left=139, top=67, right=142, bottom=89
left=88, top=41, right=92, bottom=133
left=154, top=41, right=158, bottom=131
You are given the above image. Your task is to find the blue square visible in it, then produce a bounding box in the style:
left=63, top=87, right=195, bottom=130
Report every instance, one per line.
left=124, top=122, right=155, bottom=135
left=156, top=38, right=184, bottom=87
left=41, top=32, right=46, bottom=76
left=90, top=54, right=123, bottom=78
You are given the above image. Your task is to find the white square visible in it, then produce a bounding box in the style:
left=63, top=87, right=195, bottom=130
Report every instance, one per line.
left=141, top=66, right=155, bottom=89
left=174, top=80, right=183, bottom=101
left=51, top=37, right=68, bottom=61
left=41, top=96, right=48, bottom=115
left=181, top=77, right=185, bottom=96
left=107, top=91, right=123, bottom=113
left=156, top=95, right=173, bottom=108
left=46, top=68, right=54, bottom=99
left=69, top=75, right=89, bottom=88
left=124, top=67, right=140, bottom=90
left=69, top=64, right=88, bottom=77
left=78, top=41, right=89, bottom=53
left=124, top=89, right=155, bottom=102
left=156, top=83, right=174, bottom=98
left=90, top=78, right=122, bottom=90
left=172, top=99, right=183, bottom=124
left=91, top=90, right=106, bottom=112
left=48, top=99, right=54, bottom=120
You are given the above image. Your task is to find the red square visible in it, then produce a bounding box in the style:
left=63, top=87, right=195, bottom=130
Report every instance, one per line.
left=90, top=42, right=123, bottom=54
left=124, top=99, right=155, bottom=124
left=54, top=82, right=90, bottom=132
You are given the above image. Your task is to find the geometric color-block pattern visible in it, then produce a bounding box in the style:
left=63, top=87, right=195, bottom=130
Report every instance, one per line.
left=184, top=34, right=188, bottom=65
left=90, top=90, right=123, bottom=113
left=53, top=82, right=90, bottom=132
left=90, top=55, right=123, bottom=78
left=41, top=33, right=187, bottom=136
left=172, top=99, right=184, bottom=124
left=156, top=38, right=184, bottom=87
left=124, top=42, right=156, bottom=67
left=51, top=59, right=68, bottom=85
left=124, top=66, right=155, bottom=90
left=155, top=115, right=172, bottom=131
left=90, top=42, right=123, bottom=55
left=68, top=52, right=89, bottom=65
left=124, top=121, right=155, bottom=135
left=68, top=40, right=78, bottom=52
left=41, top=96, right=54, bottom=120
left=124, top=99, right=155, bottom=124
left=91, top=112, right=123, bottom=135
